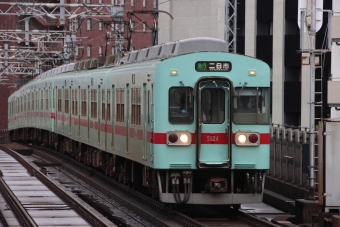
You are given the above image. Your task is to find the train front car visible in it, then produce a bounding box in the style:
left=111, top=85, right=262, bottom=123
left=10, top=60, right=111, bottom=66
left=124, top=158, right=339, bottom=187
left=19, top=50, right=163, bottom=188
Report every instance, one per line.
left=152, top=39, right=271, bottom=205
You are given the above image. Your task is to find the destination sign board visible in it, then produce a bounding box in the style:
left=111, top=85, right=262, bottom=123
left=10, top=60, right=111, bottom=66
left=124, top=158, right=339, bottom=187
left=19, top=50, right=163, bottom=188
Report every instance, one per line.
left=195, top=61, right=232, bottom=72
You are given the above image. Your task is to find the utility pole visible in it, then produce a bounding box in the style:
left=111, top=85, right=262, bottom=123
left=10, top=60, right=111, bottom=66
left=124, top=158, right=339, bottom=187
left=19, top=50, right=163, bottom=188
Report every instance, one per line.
left=308, top=0, right=316, bottom=199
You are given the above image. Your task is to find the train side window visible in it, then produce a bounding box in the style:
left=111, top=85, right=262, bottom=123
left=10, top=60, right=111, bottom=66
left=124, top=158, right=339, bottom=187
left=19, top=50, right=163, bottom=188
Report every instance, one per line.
left=40, top=90, right=43, bottom=110
left=107, top=89, right=111, bottom=121
left=72, top=89, right=78, bottom=115
left=91, top=89, right=97, bottom=118
left=32, top=92, right=34, bottom=111
left=169, top=87, right=194, bottom=124
left=65, top=89, right=69, bottom=114
left=28, top=93, right=31, bottom=111
left=116, top=88, right=125, bottom=123
left=81, top=89, right=87, bottom=117
left=101, top=89, right=106, bottom=120
left=131, top=87, right=141, bottom=125
left=45, top=90, right=48, bottom=110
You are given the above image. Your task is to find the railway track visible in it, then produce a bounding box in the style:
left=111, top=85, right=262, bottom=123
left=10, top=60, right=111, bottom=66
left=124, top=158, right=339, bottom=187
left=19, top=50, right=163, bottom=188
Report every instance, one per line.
left=2, top=143, right=283, bottom=227
left=0, top=144, right=109, bottom=227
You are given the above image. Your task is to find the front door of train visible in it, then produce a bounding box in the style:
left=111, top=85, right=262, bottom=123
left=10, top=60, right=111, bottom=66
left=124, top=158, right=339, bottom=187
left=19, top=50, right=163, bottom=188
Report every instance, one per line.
left=195, top=78, right=231, bottom=168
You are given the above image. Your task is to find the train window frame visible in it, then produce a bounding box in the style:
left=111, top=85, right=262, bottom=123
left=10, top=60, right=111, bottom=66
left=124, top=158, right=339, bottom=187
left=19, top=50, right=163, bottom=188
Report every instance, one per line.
left=232, top=87, right=270, bottom=125
left=168, top=86, right=194, bottom=124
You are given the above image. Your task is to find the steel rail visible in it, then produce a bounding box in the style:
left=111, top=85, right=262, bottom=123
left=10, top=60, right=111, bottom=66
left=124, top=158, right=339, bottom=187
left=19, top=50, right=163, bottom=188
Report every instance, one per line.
left=33, top=145, right=207, bottom=227
left=0, top=173, right=37, bottom=227
left=0, top=145, right=109, bottom=227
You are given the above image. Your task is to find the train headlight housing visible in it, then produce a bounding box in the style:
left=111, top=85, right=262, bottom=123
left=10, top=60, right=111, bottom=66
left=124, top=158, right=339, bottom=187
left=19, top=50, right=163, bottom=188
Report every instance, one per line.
left=235, top=132, right=260, bottom=146
left=167, top=131, right=192, bottom=146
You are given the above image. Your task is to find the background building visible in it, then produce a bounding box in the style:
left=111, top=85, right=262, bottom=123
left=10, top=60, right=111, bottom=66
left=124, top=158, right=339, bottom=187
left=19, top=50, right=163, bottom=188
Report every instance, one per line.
left=159, top=0, right=332, bottom=128
left=0, top=0, right=158, bottom=129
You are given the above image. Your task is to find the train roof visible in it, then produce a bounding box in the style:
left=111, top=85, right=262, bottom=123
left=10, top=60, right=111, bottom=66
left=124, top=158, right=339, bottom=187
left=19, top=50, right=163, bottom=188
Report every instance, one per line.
left=35, top=37, right=229, bottom=80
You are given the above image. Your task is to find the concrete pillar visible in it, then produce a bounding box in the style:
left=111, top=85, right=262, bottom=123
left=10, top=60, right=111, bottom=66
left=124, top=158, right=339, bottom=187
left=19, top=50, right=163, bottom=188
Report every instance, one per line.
left=245, top=0, right=256, bottom=57
left=272, top=0, right=285, bottom=125
left=158, top=0, right=172, bottom=43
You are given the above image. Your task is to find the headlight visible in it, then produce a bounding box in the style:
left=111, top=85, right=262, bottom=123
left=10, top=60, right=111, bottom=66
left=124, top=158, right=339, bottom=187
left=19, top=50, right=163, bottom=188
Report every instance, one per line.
left=235, top=132, right=260, bottom=146
left=180, top=134, right=189, bottom=143
left=167, top=131, right=192, bottom=146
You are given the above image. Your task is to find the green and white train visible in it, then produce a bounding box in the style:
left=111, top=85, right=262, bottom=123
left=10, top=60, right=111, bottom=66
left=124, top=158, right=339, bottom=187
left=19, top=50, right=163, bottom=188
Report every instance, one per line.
left=8, top=37, right=271, bottom=205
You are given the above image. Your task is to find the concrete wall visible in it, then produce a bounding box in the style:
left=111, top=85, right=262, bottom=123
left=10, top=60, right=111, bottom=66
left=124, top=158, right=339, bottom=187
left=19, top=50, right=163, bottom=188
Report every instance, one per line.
left=158, top=0, right=225, bottom=43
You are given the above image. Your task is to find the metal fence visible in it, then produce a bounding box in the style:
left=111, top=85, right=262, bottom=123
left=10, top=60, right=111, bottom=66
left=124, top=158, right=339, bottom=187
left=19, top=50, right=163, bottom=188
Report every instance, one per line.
left=268, top=125, right=310, bottom=188
left=0, top=129, right=10, bottom=144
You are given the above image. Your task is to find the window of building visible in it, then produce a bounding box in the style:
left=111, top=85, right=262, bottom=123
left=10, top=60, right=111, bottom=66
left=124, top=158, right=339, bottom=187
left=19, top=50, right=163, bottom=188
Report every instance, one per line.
left=72, top=89, right=78, bottom=115
left=153, top=0, right=157, bottom=8
left=99, top=20, right=103, bottom=31
left=87, top=45, right=92, bottom=58
left=87, top=0, right=91, bottom=3
left=99, top=0, right=102, bottom=4
left=112, top=46, right=116, bottom=55
left=131, top=88, right=141, bottom=125
left=143, top=0, right=146, bottom=7
left=116, top=88, right=124, bottom=122
left=81, top=89, right=86, bottom=117
left=75, top=18, right=79, bottom=29
left=168, top=87, right=194, bottom=124
left=131, top=0, right=134, bottom=6
left=91, top=89, right=97, bottom=118
left=99, top=46, right=103, bottom=56
left=114, top=0, right=124, bottom=4
left=143, top=23, right=146, bottom=32
left=87, top=19, right=91, bottom=31
left=65, top=89, right=69, bottom=114
left=75, top=45, right=79, bottom=57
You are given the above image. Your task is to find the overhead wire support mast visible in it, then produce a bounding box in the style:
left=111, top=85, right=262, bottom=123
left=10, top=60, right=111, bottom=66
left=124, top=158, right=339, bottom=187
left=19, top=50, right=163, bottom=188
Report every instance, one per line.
left=225, top=0, right=237, bottom=53
left=299, top=6, right=332, bottom=199
left=0, top=1, right=117, bottom=76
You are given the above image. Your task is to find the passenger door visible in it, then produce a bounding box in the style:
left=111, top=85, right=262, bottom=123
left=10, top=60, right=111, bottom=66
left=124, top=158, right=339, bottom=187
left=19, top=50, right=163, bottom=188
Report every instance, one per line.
left=196, top=79, right=231, bottom=168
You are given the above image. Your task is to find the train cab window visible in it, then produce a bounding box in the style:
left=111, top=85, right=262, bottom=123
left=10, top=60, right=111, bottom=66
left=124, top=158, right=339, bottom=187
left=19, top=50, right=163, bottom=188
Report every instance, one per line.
left=233, top=87, right=270, bottom=124
left=201, top=89, right=225, bottom=124
left=169, top=87, right=193, bottom=124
